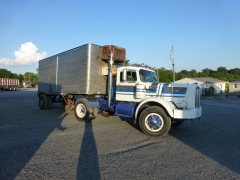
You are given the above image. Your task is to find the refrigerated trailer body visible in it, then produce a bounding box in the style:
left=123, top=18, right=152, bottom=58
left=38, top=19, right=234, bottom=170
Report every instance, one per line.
left=38, top=43, right=202, bottom=137
left=38, top=44, right=124, bottom=95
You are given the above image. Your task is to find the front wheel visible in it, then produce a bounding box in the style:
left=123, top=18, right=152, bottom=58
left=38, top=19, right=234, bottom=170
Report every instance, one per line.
left=139, top=106, right=171, bottom=137
left=74, top=98, right=94, bottom=122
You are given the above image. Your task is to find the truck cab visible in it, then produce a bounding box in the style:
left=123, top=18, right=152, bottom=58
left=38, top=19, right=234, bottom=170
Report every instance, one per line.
left=115, top=66, right=158, bottom=102
left=112, top=65, right=202, bottom=136
left=115, top=65, right=201, bottom=111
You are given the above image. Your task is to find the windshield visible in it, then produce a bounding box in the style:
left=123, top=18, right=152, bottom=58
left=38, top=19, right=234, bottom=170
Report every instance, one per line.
left=139, top=69, right=158, bottom=82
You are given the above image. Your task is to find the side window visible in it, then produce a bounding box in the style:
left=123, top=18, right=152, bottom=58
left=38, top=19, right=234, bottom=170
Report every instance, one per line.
left=120, top=71, right=136, bottom=83
left=127, top=71, right=136, bottom=82
left=234, top=84, right=237, bottom=88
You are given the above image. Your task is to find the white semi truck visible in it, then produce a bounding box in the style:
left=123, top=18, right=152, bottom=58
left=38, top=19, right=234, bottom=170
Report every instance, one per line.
left=37, top=44, right=202, bottom=137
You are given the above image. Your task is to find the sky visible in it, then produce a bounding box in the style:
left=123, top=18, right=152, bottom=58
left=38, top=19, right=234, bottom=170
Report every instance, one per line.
left=0, top=0, right=240, bottom=75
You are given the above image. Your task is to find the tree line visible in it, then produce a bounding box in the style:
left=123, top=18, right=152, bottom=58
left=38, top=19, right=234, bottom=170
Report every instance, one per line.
left=156, top=67, right=240, bottom=83
left=1, top=66, right=240, bottom=88
left=0, top=69, right=38, bottom=87
left=124, top=60, right=240, bottom=83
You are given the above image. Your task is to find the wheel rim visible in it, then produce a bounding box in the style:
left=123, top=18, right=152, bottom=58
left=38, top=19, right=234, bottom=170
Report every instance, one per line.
left=145, top=113, right=164, bottom=132
left=76, top=103, right=86, bottom=118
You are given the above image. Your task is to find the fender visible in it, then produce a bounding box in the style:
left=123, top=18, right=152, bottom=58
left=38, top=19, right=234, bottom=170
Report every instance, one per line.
left=134, top=97, right=175, bottom=121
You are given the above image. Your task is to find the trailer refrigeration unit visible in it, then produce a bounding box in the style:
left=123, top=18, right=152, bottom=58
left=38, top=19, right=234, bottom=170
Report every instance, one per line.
left=38, top=44, right=202, bottom=137
left=0, top=78, right=20, bottom=91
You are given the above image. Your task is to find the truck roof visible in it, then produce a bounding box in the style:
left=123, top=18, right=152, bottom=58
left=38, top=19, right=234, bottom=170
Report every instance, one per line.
left=118, top=66, right=155, bottom=72
left=39, top=44, right=126, bottom=63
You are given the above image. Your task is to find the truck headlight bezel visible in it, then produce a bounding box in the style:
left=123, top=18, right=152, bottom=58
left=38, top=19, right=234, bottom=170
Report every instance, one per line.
left=180, top=101, right=188, bottom=109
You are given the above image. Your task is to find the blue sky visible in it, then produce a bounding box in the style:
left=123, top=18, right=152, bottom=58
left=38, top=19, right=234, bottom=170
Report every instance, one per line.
left=0, top=0, right=239, bottom=75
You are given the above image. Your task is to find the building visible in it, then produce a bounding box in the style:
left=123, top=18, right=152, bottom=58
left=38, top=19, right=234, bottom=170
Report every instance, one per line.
left=175, top=77, right=227, bottom=95
left=229, top=79, right=240, bottom=93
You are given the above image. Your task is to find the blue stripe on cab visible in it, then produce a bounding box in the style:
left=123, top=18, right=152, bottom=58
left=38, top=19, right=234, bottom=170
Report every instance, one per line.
left=161, top=84, right=187, bottom=94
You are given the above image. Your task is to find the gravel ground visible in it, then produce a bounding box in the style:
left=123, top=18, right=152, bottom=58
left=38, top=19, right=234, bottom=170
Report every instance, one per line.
left=0, top=89, right=240, bottom=180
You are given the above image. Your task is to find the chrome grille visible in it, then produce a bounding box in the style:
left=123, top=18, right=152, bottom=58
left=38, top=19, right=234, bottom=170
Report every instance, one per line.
left=195, top=87, right=200, bottom=108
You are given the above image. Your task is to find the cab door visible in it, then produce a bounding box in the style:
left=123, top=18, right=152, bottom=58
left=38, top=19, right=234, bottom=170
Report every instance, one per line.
left=115, top=69, right=138, bottom=102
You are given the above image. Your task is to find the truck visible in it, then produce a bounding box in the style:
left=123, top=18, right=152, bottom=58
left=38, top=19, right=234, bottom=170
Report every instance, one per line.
left=37, top=44, right=202, bottom=137
left=23, top=81, right=32, bottom=88
left=0, top=78, right=20, bottom=91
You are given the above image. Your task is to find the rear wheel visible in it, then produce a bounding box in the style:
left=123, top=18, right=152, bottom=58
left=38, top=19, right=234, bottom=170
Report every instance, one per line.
left=39, top=94, right=48, bottom=110
left=74, top=98, right=94, bottom=122
left=139, top=106, right=171, bottom=137
left=47, top=95, right=53, bottom=109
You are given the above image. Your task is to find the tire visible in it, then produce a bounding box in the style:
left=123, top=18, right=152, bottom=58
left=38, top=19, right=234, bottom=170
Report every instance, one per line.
left=39, top=94, right=48, bottom=110
left=139, top=106, right=171, bottom=137
left=74, top=98, right=94, bottom=122
left=171, top=119, right=184, bottom=127
left=47, top=95, right=53, bottom=109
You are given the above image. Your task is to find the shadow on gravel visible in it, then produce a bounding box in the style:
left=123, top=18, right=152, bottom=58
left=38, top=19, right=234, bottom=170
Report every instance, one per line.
left=120, top=117, right=142, bottom=133
left=76, top=121, right=100, bottom=179
left=0, top=90, right=67, bottom=179
left=169, top=100, right=240, bottom=175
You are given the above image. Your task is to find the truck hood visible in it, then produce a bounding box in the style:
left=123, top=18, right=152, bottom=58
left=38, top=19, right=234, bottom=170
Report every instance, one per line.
left=145, top=82, right=188, bottom=98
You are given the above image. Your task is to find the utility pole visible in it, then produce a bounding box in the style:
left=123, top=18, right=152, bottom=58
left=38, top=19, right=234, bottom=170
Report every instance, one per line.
left=170, top=45, right=175, bottom=82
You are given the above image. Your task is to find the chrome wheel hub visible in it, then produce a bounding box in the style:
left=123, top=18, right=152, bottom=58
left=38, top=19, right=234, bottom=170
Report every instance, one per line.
left=76, top=104, right=86, bottom=118
left=145, top=113, right=164, bottom=132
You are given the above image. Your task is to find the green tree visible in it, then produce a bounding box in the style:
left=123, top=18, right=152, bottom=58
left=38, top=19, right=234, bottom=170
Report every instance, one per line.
left=217, top=67, right=227, bottom=73
left=0, top=69, right=11, bottom=78
left=176, top=72, right=187, bottom=80
left=10, top=73, right=19, bottom=79
left=154, top=66, right=240, bottom=83
left=156, top=67, right=172, bottom=82
left=189, top=69, right=198, bottom=77
left=24, top=72, right=38, bottom=86
left=201, top=68, right=211, bottom=77
left=180, top=70, right=189, bottom=77
left=176, top=70, right=189, bottom=80
left=19, top=74, right=24, bottom=88
left=124, top=59, right=130, bottom=66
left=229, top=68, right=240, bottom=75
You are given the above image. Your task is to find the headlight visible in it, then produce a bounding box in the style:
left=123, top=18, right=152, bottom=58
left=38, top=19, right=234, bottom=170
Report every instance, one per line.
left=180, top=101, right=188, bottom=109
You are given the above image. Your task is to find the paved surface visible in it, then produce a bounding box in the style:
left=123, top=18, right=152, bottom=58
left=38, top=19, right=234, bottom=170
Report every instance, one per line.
left=0, top=89, right=240, bottom=180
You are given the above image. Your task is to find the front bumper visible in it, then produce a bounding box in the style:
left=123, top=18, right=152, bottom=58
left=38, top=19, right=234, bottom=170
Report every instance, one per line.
left=173, top=107, right=202, bottom=119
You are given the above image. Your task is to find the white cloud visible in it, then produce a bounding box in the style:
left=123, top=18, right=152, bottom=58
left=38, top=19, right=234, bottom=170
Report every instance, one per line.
left=0, top=42, right=47, bottom=66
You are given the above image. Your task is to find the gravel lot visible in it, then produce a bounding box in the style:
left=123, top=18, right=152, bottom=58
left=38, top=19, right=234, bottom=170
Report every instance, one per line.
left=0, top=89, right=240, bottom=180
